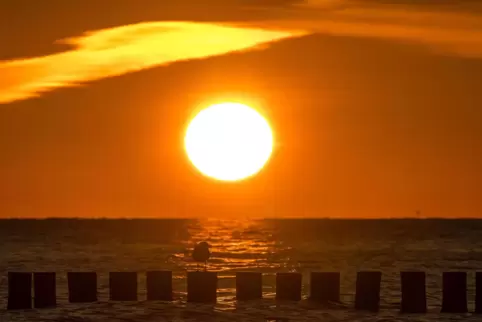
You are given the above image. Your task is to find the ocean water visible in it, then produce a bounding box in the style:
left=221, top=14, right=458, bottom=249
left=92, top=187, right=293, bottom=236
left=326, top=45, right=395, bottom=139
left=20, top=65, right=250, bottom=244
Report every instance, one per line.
left=1, top=218, right=482, bottom=321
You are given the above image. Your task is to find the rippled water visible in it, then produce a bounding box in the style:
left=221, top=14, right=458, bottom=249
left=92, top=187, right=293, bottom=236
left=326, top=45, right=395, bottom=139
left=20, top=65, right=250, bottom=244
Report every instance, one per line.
left=1, top=218, right=482, bottom=321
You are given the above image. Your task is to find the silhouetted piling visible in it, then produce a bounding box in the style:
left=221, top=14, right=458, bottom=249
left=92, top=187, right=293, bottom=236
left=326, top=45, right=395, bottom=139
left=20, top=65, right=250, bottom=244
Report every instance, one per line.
left=236, top=272, right=262, bottom=300
left=146, top=271, right=172, bottom=301
left=187, top=271, right=217, bottom=303
left=67, top=272, right=97, bottom=303
left=276, top=272, right=302, bottom=301
left=441, top=272, right=467, bottom=313
left=7, top=272, right=32, bottom=310
left=310, top=272, right=340, bottom=303
left=400, top=271, right=426, bottom=313
left=476, top=272, right=482, bottom=313
left=355, top=271, right=381, bottom=312
left=33, top=272, right=56, bottom=308
left=109, top=272, right=138, bottom=301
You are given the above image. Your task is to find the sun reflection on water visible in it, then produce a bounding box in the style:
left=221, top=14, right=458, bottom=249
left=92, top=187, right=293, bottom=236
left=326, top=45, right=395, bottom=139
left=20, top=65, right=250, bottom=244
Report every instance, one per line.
left=177, top=218, right=292, bottom=273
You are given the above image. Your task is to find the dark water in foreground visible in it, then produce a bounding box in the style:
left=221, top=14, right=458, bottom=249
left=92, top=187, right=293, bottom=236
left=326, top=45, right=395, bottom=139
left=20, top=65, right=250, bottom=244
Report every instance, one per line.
left=1, top=218, right=482, bottom=321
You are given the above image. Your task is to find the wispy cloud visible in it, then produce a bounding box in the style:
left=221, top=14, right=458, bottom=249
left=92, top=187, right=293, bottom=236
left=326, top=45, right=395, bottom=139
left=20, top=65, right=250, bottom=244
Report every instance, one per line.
left=288, top=1, right=482, bottom=56
left=245, top=0, right=482, bottom=57
left=2, top=2, right=482, bottom=105
left=0, top=21, right=302, bottom=104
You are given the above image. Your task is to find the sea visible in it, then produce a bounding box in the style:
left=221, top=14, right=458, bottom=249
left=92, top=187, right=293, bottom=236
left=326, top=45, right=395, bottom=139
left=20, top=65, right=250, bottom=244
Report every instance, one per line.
left=1, top=218, right=482, bottom=322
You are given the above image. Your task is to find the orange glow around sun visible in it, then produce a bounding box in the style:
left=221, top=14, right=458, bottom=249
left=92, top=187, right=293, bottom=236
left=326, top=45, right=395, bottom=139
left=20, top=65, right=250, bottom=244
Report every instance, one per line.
left=184, top=102, right=273, bottom=181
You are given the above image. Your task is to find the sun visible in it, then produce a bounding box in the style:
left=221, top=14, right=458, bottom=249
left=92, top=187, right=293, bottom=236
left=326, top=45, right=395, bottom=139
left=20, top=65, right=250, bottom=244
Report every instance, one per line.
left=184, top=102, right=273, bottom=181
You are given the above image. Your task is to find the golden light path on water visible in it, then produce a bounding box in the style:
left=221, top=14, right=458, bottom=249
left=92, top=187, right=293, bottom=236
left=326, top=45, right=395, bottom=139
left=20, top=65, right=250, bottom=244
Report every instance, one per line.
left=170, top=218, right=297, bottom=308
left=178, top=218, right=293, bottom=273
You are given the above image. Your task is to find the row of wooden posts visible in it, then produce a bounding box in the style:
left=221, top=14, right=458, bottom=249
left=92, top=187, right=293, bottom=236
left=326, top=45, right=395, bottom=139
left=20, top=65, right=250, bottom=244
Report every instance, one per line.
left=6, top=271, right=482, bottom=313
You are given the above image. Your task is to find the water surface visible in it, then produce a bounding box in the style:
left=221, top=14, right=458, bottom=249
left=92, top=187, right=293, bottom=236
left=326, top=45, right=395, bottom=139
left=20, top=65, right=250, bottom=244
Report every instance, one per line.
left=1, top=218, right=481, bottom=321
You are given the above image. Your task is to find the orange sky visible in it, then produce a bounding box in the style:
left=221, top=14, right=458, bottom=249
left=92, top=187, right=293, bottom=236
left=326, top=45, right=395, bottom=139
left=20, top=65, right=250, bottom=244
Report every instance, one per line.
left=1, top=0, right=482, bottom=218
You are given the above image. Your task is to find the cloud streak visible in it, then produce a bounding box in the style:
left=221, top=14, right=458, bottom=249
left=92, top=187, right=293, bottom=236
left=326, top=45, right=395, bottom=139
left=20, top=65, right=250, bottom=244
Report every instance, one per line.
left=2, top=2, right=482, bottom=104
left=244, top=1, right=482, bottom=57
left=293, top=1, right=482, bottom=56
left=0, top=21, right=302, bottom=104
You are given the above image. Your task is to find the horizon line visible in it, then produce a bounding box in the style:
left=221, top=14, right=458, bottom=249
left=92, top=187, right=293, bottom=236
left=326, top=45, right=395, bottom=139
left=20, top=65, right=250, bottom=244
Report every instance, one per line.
left=0, top=216, right=481, bottom=220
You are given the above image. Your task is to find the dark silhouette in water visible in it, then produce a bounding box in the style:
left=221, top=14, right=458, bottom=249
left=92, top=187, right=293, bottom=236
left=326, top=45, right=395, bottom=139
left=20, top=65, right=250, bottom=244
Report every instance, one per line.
left=192, top=241, right=210, bottom=271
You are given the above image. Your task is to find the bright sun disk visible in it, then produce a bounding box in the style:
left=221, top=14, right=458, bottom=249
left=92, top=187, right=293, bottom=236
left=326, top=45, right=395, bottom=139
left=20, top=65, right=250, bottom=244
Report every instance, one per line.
left=184, top=102, right=273, bottom=181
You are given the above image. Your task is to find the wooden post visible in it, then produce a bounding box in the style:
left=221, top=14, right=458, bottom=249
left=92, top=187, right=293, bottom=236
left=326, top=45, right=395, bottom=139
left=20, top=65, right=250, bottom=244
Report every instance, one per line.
left=67, top=272, right=98, bottom=303
left=33, top=272, right=56, bottom=308
left=146, top=271, right=173, bottom=301
left=355, top=271, right=382, bottom=312
left=109, top=272, right=138, bottom=301
left=276, top=272, right=302, bottom=301
left=187, top=271, right=217, bottom=303
left=7, top=272, right=32, bottom=310
left=476, top=272, right=482, bottom=313
left=400, top=271, right=426, bottom=313
left=236, top=272, right=262, bottom=300
left=441, top=272, right=467, bottom=313
left=310, top=272, right=340, bottom=303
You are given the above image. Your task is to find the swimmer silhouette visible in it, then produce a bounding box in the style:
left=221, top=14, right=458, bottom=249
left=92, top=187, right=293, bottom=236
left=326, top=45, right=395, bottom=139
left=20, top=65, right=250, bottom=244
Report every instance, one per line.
left=192, top=241, right=211, bottom=271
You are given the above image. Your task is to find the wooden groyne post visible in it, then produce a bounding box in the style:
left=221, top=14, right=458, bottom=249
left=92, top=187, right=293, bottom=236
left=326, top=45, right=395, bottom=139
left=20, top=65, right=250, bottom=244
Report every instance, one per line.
left=7, top=272, right=32, bottom=310
left=187, top=271, right=217, bottom=303
left=109, top=272, right=138, bottom=301
left=354, top=271, right=381, bottom=312
left=476, top=272, right=482, bottom=313
left=33, top=272, right=56, bottom=308
left=67, top=272, right=98, bottom=303
left=310, top=272, right=340, bottom=303
left=400, top=271, right=426, bottom=313
left=236, top=272, right=262, bottom=300
left=441, top=271, right=467, bottom=313
left=146, top=270, right=173, bottom=301
left=276, top=272, right=302, bottom=301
